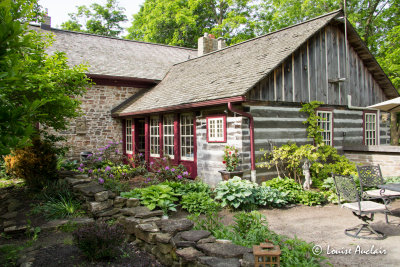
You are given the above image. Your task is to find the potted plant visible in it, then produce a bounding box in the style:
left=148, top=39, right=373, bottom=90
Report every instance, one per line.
left=219, top=145, right=243, bottom=180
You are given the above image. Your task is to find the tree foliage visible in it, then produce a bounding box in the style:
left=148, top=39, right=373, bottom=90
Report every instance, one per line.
left=126, top=0, right=257, bottom=47
left=61, top=0, right=127, bottom=37
left=0, top=0, right=91, bottom=155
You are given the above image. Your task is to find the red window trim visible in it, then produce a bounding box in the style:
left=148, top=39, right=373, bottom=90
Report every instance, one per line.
left=363, top=110, right=378, bottom=145
left=316, top=108, right=334, bottom=147
left=206, top=115, right=227, bottom=143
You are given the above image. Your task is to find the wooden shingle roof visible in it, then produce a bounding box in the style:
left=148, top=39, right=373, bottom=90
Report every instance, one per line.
left=115, top=11, right=341, bottom=116
left=31, top=25, right=197, bottom=81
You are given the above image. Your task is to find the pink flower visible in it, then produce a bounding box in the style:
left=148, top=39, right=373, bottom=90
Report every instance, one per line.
left=105, top=166, right=111, bottom=172
left=77, top=167, right=83, bottom=172
left=115, top=149, right=119, bottom=154
left=79, top=163, right=84, bottom=167
left=177, top=175, right=182, bottom=179
left=109, top=174, right=114, bottom=178
left=165, top=166, right=170, bottom=170
left=183, top=171, right=189, bottom=176
left=171, top=168, right=175, bottom=172
left=98, top=178, right=104, bottom=184
left=88, top=169, right=93, bottom=174
left=150, top=162, right=154, bottom=165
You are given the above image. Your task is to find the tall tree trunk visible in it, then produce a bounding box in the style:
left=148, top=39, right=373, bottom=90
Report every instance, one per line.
left=390, top=112, right=399, bottom=145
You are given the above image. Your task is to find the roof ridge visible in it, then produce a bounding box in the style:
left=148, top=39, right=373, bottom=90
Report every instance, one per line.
left=28, top=23, right=197, bottom=52
left=172, top=9, right=342, bottom=66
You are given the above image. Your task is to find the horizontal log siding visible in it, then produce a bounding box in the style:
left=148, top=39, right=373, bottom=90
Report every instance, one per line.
left=249, top=105, right=389, bottom=182
left=248, top=24, right=387, bottom=107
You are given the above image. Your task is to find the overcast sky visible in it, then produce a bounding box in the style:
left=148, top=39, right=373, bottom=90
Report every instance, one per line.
left=38, top=0, right=145, bottom=29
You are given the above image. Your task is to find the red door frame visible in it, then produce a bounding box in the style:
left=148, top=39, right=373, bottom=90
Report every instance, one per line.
left=128, top=113, right=197, bottom=179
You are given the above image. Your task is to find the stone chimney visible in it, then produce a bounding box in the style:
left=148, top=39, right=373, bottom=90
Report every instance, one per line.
left=41, top=10, right=51, bottom=30
left=198, top=33, right=226, bottom=57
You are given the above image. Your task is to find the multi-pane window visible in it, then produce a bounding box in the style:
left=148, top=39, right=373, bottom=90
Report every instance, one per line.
left=137, top=119, right=145, bottom=153
left=180, top=114, right=194, bottom=160
left=364, top=113, right=377, bottom=145
left=163, top=115, right=175, bottom=158
left=317, top=111, right=333, bottom=146
left=150, top=117, right=160, bottom=157
left=207, top=116, right=226, bottom=142
left=125, top=119, right=132, bottom=154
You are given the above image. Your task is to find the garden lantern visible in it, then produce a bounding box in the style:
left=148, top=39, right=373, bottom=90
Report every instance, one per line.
left=253, top=239, right=281, bottom=267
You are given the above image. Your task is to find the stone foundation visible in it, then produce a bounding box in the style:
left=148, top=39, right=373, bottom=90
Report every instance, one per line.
left=65, top=173, right=255, bottom=267
left=344, top=145, right=400, bottom=177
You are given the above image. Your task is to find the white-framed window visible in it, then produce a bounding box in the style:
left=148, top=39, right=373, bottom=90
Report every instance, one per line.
left=180, top=114, right=194, bottom=161
left=317, top=110, right=333, bottom=146
left=150, top=117, right=160, bottom=157
left=207, top=116, right=226, bottom=142
left=364, top=112, right=377, bottom=145
left=125, top=119, right=132, bottom=154
left=163, top=115, right=175, bottom=159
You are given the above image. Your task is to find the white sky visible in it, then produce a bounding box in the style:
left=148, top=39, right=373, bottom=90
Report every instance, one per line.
left=38, top=0, right=145, bottom=29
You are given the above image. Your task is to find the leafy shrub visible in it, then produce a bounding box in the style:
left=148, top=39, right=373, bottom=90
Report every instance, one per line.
left=214, top=176, right=257, bottom=210
left=177, top=180, right=211, bottom=195
left=120, top=187, right=142, bottom=199
left=102, top=177, right=129, bottom=194
left=262, top=177, right=303, bottom=204
left=181, top=192, right=220, bottom=214
left=4, top=137, right=58, bottom=190
left=254, top=186, right=289, bottom=207
left=298, top=190, right=326, bottom=206
left=73, top=222, right=125, bottom=260
left=139, top=184, right=179, bottom=211
left=385, top=176, right=400, bottom=183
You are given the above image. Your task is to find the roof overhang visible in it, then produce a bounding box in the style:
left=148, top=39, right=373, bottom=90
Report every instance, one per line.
left=87, top=74, right=159, bottom=88
left=113, top=96, right=246, bottom=118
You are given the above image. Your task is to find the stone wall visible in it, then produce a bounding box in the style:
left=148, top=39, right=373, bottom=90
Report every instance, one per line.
left=344, top=146, right=400, bottom=177
left=48, top=84, right=142, bottom=159
left=65, top=173, right=255, bottom=267
left=196, top=116, right=251, bottom=187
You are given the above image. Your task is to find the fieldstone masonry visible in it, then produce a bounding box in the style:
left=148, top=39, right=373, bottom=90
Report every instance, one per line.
left=63, top=172, right=255, bottom=267
left=49, top=85, right=142, bottom=159
left=196, top=116, right=251, bottom=187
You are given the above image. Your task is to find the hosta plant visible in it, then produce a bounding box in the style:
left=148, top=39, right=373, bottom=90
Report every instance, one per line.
left=139, top=184, right=179, bottom=211
left=181, top=192, right=220, bottom=214
left=254, top=186, right=289, bottom=207
left=214, top=176, right=257, bottom=210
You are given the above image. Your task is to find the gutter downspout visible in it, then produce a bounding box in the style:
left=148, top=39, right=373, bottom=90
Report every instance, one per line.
left=227, top=102, right=256, bottom=182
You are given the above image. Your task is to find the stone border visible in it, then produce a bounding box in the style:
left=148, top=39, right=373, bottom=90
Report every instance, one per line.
left=65, top=173, right=255, bottom=267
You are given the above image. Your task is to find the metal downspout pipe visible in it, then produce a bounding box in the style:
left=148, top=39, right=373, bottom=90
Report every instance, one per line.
left=227, top=102, right=256, bottom=182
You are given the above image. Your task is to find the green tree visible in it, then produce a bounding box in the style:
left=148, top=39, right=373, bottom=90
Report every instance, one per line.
left=0, top=0, right=91, bottom=155
left=126, top=0, right=257, bottom=48
left=61, top=0, right=127, bottom=37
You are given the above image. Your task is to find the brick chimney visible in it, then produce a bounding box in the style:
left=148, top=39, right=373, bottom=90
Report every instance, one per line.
left=198, top=33, right=226, bottom=56
left=41, top=10, right=51, bottom=30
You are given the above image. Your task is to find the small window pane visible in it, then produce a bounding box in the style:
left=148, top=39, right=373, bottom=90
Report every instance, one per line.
left=317, top=111, right=333, bottom=146
left=364, top=113, right=377, bottom=145
left=126, top=119, right=132, bottom=153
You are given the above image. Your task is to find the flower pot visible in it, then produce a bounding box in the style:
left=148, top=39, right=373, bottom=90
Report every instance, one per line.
left=218, top=170, right=244, bottom=181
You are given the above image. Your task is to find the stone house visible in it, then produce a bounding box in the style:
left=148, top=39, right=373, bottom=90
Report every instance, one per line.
left=37, top=10, right=398, bottom=186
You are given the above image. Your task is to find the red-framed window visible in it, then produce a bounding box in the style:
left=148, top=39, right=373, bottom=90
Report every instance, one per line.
left=150, top=116, right=160, bottom=157
left=363, top=111, right=378, bottom=145
left=125, top=119, right=133, bottom=154
left=316, top=109, right=333, bottom=146
left=206, top=115, right=227, bottom=143
left=163, top=115, right=175, bottom=159
left=180, top=113, right=194, bottom=161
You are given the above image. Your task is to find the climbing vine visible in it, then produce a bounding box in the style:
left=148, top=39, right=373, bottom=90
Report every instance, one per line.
left=299, top=101, right=324, bottom=145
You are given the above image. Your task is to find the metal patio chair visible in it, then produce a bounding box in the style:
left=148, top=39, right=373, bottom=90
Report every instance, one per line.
left=357, top=165, right=400, bottom=223
left=333, top=174, right=387, bottom=240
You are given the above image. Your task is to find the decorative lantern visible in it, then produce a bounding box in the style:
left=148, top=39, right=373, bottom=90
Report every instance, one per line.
left=253, top=239, right=281, bottom=267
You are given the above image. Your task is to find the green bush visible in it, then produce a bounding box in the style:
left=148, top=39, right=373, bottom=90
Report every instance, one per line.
left=298, top=191, right=326, bottom=206
left=4, top=137, right=58, bottom=190
left=73, top=222, right=125, bottom=260
left=177, top=180, right=211, bottom=195
left=385, top=176, right=400, bottom=183
left=262, top=177, right=303, bottom=204
left=254, top=186, right=289, bottom=207
left=120, top=187, right=142, bottom=199
left=139, top=184, right=179, bottom=212
left=181, top=192, right=220, bottom=214
left=31, top=194, right=84, bottom=220
left=214, top=176, right=257, bottom=210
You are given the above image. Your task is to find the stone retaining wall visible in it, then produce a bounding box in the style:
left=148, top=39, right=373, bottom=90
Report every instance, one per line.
left=65, top=173, right=255, bottom=267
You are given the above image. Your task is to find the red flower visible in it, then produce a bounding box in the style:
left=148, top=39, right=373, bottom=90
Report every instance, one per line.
left=229, top=151, right=232, bottom=155
left=223, top=161, right=226, bottom=164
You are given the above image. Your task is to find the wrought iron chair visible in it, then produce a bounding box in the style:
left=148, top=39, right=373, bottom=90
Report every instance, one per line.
left=333, top=174, right=386, bottom=240
left=357, top=165, right=400, bottom=223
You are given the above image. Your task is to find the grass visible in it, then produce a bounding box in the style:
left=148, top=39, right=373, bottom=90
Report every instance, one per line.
left=0, top=177, right=24, bottom=188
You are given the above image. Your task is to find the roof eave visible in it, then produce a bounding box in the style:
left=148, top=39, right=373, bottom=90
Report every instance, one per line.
left=112, top=96, right=246, bottom=118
